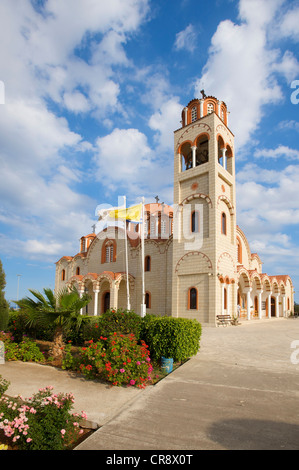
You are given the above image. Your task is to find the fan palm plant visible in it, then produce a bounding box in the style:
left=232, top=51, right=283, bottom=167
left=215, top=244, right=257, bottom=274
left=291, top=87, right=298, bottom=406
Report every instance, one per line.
left=16, top=287, right=91, bottom=363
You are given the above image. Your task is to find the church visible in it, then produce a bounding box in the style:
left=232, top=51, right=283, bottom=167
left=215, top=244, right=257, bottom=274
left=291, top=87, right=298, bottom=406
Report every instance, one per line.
left=55, top=93, right=294, bottom=326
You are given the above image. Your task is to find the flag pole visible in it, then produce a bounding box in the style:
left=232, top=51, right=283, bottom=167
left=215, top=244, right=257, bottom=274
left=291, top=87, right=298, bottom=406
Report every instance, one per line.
left=141, top=196, right=145, bottom=317
left=123, top=196, right=131, bottom=311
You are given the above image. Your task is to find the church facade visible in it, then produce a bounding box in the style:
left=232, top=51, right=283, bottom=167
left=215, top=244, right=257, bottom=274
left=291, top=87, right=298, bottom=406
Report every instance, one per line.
left=55, top=94, right=294, bottom=326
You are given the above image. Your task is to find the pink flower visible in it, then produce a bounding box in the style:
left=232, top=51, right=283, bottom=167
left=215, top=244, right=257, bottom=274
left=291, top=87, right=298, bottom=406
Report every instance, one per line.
left=61, top=429, right=66, bottom=436
left=26, top=438, right=32, bottom=443
left=120, top=368, right=125, bottom=373
left=136, top=361, right=141, bottom=365
left=129, top=379, right=135, bottom=385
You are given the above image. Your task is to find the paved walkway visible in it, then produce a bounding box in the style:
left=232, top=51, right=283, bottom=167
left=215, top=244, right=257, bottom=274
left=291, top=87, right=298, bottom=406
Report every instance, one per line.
left=77, top=318, right=299, bottom=450
left=1, top=318, right=299, bottom=450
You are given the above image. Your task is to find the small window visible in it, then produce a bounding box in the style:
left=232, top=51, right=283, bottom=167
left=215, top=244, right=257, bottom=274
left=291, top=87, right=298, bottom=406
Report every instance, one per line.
left=221, top=212, right=227, bottom=235
left=61, top=269, right=66, bottom=281
left=207, top=103, right=214, bottom=114
left=191, top=106, right=197, bottom=122
left=189, top=287, right=198, bottom=310
left=150, top=218, right=157, bottom=237
left=145, top=292, right=151, bottom=309
left=76, top=267, right=80, bottom=276
left=191, top=211, right=199, bottom=233
left=105, top=244, right=114, bottom=263
left=161, top=218, right=166, bottom=235
left=145, top=255, right=151, bottom=272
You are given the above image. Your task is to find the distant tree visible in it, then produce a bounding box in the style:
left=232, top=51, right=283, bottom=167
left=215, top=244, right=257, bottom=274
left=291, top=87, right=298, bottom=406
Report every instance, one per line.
left=0, top=259, right=9, bottom=330
left=16, top=287, right=91, bottom=364
left=294, top=302, right=299, bottom=314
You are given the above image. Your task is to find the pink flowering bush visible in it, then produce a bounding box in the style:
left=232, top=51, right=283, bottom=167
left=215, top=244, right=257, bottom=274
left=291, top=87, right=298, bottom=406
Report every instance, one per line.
left=63, top=333, right=153, bottom=388
left=0, top=386, right=86, bottom=450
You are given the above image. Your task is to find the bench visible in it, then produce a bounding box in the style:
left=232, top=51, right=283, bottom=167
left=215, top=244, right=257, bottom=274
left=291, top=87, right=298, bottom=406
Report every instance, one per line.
left=216, top=314, right=232, bottom=326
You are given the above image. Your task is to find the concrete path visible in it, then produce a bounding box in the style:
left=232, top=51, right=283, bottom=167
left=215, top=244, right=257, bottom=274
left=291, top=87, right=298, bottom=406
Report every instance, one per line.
left=76, top=318, right=299, bottom=450
left=1, top=318, right=299, bottom=450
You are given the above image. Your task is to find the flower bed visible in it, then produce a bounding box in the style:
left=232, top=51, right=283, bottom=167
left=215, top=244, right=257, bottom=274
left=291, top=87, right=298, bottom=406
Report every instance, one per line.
left=62, top=332, right=153, bottom=388
left=0, top=386, right=88, bottom=450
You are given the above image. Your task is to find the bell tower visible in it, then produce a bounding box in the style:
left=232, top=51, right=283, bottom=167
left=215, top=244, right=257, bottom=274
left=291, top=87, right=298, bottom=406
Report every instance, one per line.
left=172, top=92, right=237, bottom=326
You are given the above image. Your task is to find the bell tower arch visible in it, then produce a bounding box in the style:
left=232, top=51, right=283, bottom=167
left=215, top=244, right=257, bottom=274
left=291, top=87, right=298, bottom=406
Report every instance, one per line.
left=172, top=91, right=237, bottom=325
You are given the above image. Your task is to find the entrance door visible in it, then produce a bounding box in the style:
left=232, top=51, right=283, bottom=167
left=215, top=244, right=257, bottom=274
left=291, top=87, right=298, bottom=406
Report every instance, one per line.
left=271, top=297, right=276, bottom=317
left=103, top=291, right=110, bottom=313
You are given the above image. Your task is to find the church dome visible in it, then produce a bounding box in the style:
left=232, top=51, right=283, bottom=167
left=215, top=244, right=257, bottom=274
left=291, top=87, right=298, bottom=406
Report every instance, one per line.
left=181, top=91, right=228, bottom=127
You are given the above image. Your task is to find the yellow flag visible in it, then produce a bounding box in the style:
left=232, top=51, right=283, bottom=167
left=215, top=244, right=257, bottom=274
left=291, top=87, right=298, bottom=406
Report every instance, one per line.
left=109, top=203, right=142, bottom=223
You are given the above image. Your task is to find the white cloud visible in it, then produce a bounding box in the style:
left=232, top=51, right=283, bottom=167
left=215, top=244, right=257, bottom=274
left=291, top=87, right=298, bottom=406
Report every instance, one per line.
left=63, top=91, right=91, bottom=114
left=174, top=24, right=197, bottom=53
left=94, top=127, right=173, bottom=201
left=194, top=0, right=296, bottom=150
left=148, top=98, right=182, bottom=150
left=0, top=0, right=151, bottom=260
left=254, top=145, right=299, bottom=160
left=278, top=5, right=299, bottom=41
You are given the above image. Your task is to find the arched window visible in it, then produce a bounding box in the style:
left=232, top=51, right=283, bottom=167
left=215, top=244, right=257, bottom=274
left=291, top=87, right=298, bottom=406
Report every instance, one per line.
left=145, top=292, right=151, bottom=309
left=76, top=267, right=80, bottom=276
left=61, top=269, right=66, bottom=281
left=191, top=106, right=197, bottom=122
left=145, top=255, right=151, bottom=272
left=191, top=211, right=199, bottom=233
left=207, top=102, right=214, bottom=114
left=188, top=287, right=198, bottom=310
left=101, top=239, right=116, bottom=264
left=150, top=218, right=157, bottom=237
left=81, top=238, right=86, bottom=252
left=161, top=218, right=166, bottom=235
left=221, top=212, right=227, bottom=235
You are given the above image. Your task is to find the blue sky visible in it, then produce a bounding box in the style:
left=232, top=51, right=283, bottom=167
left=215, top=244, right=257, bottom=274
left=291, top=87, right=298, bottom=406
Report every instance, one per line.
left=0, top=0, right=299, bottom=305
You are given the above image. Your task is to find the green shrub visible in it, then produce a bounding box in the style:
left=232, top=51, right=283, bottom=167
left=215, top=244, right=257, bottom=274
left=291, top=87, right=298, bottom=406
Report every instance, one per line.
left=141, top=315, right=202, bottom=362
left=79, top=316, right=103, bottom=344
left=4, top=336, right=44, bottom=363
left=0, top=386, right=86, bottom=450
left=81, top=309, right=143, bottom=342
left=100, top=309, right=143, bottom=339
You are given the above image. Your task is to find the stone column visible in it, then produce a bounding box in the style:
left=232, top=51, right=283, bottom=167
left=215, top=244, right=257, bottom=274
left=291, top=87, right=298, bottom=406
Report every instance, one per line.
left=275, top=294, right=279, bottom=318
left=184, top=107, right=188, bottom=125
left=110, top=281, right=118, bottom=310
left=227, top=283, right=230, bottom=316
left=282, top=295, right=286, bottom=317
left=221, top=148, right=227, bottom=170
left=246, top=289, right=251, bottom=320
left=199, top=99, right=204, bottom=118
left=93, top=290, right=99, bottom=316
left=258, top=291, right=262, bottom=319
left=192, top=146, right=197, bottom=168
left=78, top=288, right=84, bottom=316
